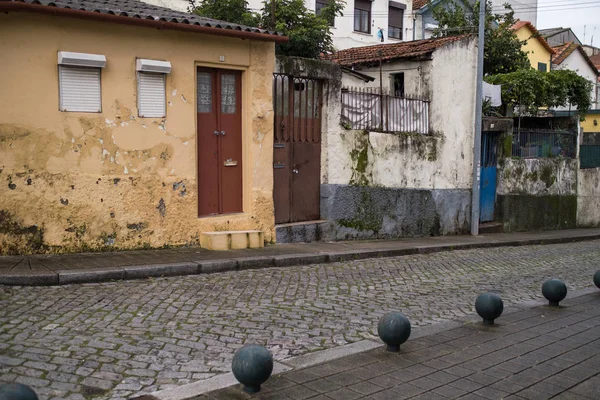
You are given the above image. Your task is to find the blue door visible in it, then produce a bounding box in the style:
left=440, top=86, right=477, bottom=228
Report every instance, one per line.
left=479, top=132, right=498, bottom=222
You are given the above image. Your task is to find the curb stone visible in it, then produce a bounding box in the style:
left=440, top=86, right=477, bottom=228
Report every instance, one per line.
left=1, top=233, right=600, bottom=286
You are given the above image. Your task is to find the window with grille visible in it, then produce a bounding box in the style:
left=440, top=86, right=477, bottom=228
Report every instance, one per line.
left=354, top=0, right=371, bottom=33
left=388, top=3, right=404, bottom=39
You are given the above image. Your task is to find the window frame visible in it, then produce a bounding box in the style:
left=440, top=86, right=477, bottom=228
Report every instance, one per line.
left=137, top=71, right=167, bottom=118
left=58, top=65, right=103, bottom=113
left=388, top=5, right=404, bottom=40
left=538, top=62, right=548, bottom=72
left=316, top=0, right=335, bottom=26
left=354, top=0, right=371, bottom=34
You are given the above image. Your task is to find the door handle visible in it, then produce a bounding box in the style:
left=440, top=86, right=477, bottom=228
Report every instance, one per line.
left=293, top=169, right=299, bottom=174
left=214, top=130, right=219, bottom=136
left=221, top=131, right=226, bottom=136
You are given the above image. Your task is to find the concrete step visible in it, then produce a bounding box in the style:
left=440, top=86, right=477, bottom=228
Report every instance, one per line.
left=200, top=230, right=264, bottom=251
left=479, top=222, right=504, bottom=234
left=276, top=220, right=331, bottom=243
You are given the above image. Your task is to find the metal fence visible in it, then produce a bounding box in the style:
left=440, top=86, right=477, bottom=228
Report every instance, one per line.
left=580, top=145, right=600, bottom=169
left=341, top=87, right=430, bottom=134
left=510, top=129, right=577, bottom=159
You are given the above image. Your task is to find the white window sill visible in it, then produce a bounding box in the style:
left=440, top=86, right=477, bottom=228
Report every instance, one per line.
left=353, top=31, right=373, bottom=37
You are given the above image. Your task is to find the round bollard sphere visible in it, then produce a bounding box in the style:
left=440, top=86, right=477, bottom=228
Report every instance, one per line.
left=542, top=279, right=567, bottom=307
left=232, top=344, right=273, bottom=393
left=0, top=383, right=39, bottom=400
left=594, top=271, right=600, bottom=289
left=378, top=312, right=411, bottom=352
left=475, top=293, right=504, bottom=326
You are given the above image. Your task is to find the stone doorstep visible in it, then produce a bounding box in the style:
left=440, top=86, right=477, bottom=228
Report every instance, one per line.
left=200, top=230, right=264, bottom=251
left=148, top=287, right=599, bottom=400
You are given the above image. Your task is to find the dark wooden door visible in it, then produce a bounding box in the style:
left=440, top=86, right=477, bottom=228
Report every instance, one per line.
left=197, top=68, right=243, bottom=217
left=273, top=75, right=322, bottom=224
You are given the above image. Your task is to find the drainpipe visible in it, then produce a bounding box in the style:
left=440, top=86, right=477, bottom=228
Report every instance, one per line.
left=412, top=14, right=416, bottom=41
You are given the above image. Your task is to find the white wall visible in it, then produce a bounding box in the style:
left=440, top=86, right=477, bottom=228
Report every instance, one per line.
left=139, top=0, right=189, bottom=12
left=327, top=36, right=478, bottom=190
left=492, top=0, right=538, bottom=25
left=553, top=50, right=599, bottom=111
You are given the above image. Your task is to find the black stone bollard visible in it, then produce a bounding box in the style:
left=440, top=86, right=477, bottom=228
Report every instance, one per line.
left=231, top=344, right=273, bottom=393
left=0, top=383, right=39, bottom=400
left=542, top=279, right=567, bottom=307
left=594, top=271, right=600, bottom=289
left=377, top=312, right=411, bottom=352
left=475, top=293, right=504, bottom=326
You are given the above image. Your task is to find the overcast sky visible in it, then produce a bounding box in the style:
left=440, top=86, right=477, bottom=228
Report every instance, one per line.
left=537, top=0, right=600, bottom=46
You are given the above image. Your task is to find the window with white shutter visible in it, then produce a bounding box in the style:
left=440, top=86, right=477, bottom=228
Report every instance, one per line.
left=57, top=51, right=106, bottom=113
left=136, top=59, right=171, bottom=118
left=59, top=66, right=102, bottom=112
left=137, top=72, right=166, bottom=118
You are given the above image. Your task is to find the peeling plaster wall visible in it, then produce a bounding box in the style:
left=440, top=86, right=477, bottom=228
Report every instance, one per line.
left=0, top=13, right=275, bottom=254
left=333, top=37, right=477, bottom=190
left=496, top=158, right=578, bottom=232
left=318, top=37, right=477, bottom=239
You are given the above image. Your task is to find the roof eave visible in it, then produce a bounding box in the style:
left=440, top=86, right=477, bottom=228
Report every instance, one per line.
left=0, top=1, right=289, bottom=43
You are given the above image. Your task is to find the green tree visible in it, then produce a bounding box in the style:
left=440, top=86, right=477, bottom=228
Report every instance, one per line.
left=189, top=0, right=260, bottom=27
left=485, top=69, right=593, bottom=117
left=260, top=0, right=345, bottom=58
left=430, top=1, right=530, bottom=75
left=189, top=0, right=345, bottom=59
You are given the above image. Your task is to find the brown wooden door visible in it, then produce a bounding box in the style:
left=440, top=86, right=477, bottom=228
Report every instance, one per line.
left=197, top=68, right=243, bottom=217
left=273, top=75, right=322, bottom=224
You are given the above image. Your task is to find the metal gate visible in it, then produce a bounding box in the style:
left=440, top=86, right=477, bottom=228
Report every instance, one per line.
left=273, top=74, right=322, bottom=224
left=480, top=132, right=499, bottom=222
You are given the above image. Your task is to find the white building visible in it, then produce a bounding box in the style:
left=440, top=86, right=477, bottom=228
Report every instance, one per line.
left=551, top=42, right=599, bottom=111
left=141, top=0, right=414, bottom=50
left=414, top=0, right=538, bottom=40
left=141, top=0, right=188, bottom=11
left=492, top=0, right=537, bottom=26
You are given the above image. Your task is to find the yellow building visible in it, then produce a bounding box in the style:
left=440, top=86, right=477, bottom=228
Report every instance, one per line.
left=0, top=0, right=286, bottom=254
left=511, top=21, right=555, bottom=72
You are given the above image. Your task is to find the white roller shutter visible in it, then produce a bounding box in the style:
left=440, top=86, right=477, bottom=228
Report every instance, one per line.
left=59, top=65, right=102, bottom=112
left=137, top=72, right=166, bottom=118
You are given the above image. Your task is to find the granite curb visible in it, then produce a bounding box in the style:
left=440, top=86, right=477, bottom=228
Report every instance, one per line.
left=2, top=232, right=600, bottom=286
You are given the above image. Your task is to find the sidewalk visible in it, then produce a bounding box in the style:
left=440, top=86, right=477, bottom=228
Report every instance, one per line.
left=2, top=228, right=600, bottom=286
left=191, top=290, right=600, bottom=400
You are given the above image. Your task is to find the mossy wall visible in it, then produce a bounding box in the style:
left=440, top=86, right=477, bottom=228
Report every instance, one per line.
left=496, top=158, right=578, bottom=232
left=321, top=184, right=471, bottom=240
left=496, top=195, right=577, bottom=232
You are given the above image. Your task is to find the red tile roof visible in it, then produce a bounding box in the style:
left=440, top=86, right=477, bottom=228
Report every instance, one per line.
left=511, top=20, right=555, bottom=55
left=413, top=0, right=428, bottom=10
left=322, top=35, right=471, bottom=67
left=552, top=42, right=599, bottom=75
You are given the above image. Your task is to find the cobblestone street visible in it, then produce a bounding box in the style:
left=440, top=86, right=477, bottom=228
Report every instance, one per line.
left=1, top=240, right=599, bottom=400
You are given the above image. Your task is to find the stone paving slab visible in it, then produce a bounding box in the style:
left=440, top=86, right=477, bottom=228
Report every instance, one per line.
left=1, top=228, right=600, bottom=285
left=199, top=292, right=600, bottom=400
left=1, top=240, right=599, bottom=399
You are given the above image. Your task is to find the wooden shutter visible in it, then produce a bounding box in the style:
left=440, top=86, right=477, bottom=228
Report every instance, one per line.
left=138, top=72, right=166, bottom=118
left=389, top=6, right=403, bottom=28
left=59, top=65, right=101, bottom=112
left=355, top=0, right=371, bottom=11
